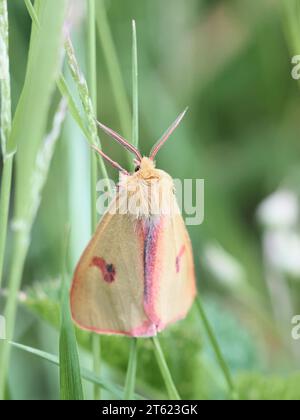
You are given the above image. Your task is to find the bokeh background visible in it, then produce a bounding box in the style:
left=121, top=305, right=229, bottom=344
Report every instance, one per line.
left=1, top=0, right=300, bottom=400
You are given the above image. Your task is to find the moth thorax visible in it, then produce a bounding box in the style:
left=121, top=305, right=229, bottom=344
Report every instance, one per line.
left=118, top=172, right=180, bottom=219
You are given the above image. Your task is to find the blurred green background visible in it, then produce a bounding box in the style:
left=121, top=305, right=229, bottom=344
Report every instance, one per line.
left=1, top=0, right=300, bottom=400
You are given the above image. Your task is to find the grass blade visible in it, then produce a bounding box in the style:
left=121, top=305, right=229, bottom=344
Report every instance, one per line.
left=24, top=0, right=40, bottom=28
left=152, top=336, right=181, bottom=400
left=59, top=228, right=84, bottom=401
left=96, top=0, right=131, bottom=140
left=0, top=0, right=69, bottom=389
left=123, top=21, right=140, bottom=401
left=131, top=20, right=139, bottom=150
left=196, top=296, right=238, bottom=400
left=87, top=0, right=102, bottom=400
left=57, top=75, right=89, bottom=139
left=0, top=157, right=13, bottom=288
left=64, top=36, right=110, bottom=187
left=0, top=0, right=13, bottom=290
left=59, top=290, right=84, bottom=400
left=23, top=2, right=99, bottom=153
left=0, top=0, right=11, bottom=157
left=282, top=0, right=300, bottom=54
left=10, top=342, right=125, bottom=399
left=124, top=338, right=138, bottom=400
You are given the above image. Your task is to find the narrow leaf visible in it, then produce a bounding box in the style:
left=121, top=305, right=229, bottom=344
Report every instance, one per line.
left=124, top=338, right=138, bottom=400
left=59, top=289, right=84, bottom=400
left=152, top=336, right=181, bottom=400
left=10, top=342, right=137, bottom=399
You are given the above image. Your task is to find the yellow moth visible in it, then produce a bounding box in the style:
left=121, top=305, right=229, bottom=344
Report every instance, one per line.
left=70, top=109, right=196, bottom=337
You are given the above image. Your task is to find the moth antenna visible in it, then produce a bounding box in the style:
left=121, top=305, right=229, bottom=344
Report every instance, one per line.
left=92, top=145, right=129, bottom=175
left=96, top=120, right=142, bottom=161
left=149, top=107, right=188, bottom=160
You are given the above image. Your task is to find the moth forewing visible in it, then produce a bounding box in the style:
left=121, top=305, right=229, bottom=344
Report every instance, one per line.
left=70, top=208, right=154, bottom=336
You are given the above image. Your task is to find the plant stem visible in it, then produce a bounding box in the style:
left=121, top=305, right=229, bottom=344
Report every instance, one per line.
left=57, top=76, right=89, bottom=139
left=123, top=21, right=140, bottom=401
left=0, top=228, right=29, bottom=398
left=64, top=37, right=110, bottom=187
left=96, top=1, right=132, bottom=151
left=124, top=338, right=138, bottom=400
left=87, top=0, right=102, bottom=400
left=152, top=336, right=181, bottom=400
left=0, top=156, right=13, bottom=289
left=0, top=0, right=13, bottom=290
left=24, top=0, right=40, bottom=28
left=131, top=20, right=139, bottom=151
left=0, top=98, right=67, bottom=399
left=195, top=296, right=238, bottom=400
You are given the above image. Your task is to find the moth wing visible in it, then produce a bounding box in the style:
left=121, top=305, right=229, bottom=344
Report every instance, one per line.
left=70, top=201, right=154, bottom=337
left=144, top=213, right=196, bottom=330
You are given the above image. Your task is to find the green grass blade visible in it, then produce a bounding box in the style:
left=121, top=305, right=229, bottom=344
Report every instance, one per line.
left=0, top=0, right=13, bottom=289
left=96, top=0, right=132, bottom=140
left=0, top=0, right=69, bottom=390
left=196, top=297, right=238, bottom=400
left=10, top=342, right=141, bottom=399
left=23, top=2, right=97, bottom=150
left=123, top=21, right=140, bottom=401
left=282, top=0, right=300, bottom=54
left=0, top=156, right=13, bottom=288
left=57, top=75, right=90, bottom=139
left=59, top=290, right=84, bottom=400
left=0, top=0, right=12, bottom=158
left=59, top=228, right=84, bottom=401
left=131, top=20, right=139, bottom=151
left=124, top=338, right=138, bottom=400
left=152, top=336, right=181, bottom=400
left=87, top=0, right=102, bottom=400
left=24, top=0, right=40, bottom=28
left=0, top=100, right=67, bottom=399
left=64, top=36, right=110, bottom=187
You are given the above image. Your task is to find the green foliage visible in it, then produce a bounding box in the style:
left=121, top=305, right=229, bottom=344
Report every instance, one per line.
left=1, top=0, right=300, bottom=400
left=22, top=279, right=263, bottom=399
left=10, top=341, right=130, bottom=399
left=237, top=372, right=300, bottom=400
left=59, top=279, right=84, bottom=400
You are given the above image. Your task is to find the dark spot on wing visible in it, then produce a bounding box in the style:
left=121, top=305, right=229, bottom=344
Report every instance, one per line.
left=91, top=257, right=116, bottom=283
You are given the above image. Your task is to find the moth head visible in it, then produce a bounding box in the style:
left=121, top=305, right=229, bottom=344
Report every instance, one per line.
left=93, top=107, right=188, bottom=176
left=135, top=157, right=157, bottom=180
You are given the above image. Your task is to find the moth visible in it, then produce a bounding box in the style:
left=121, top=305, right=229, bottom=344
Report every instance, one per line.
left=70, top=109, right=196, bottom=337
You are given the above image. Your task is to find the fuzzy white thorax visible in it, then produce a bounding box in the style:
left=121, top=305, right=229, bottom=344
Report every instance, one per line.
left=113, top=157, right=181, bottom=218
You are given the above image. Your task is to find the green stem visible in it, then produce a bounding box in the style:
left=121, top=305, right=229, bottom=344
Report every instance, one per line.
left=0, top=155, right=13, bottom=289
left=152, top=336, right=181, bottom=400
left=0, top=0, right=68, bottom=399
left=123, top=21, right=140, bottom=401
left=57, top=76, right=90, bottom=139
left=96, top=0, right=132, bottom=164
left=0, top=0, right=12, bottom=290
left=0, top=228, right=29, bottom=398
left=87, top=0, right=101, bottom=401
left=131, top=20, right=139, bottom=151
left=24, top=0, right=40, bottom=28
left=124, top=338, right=138, bottom=400
left=195, top=297, right=238, bottom=400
